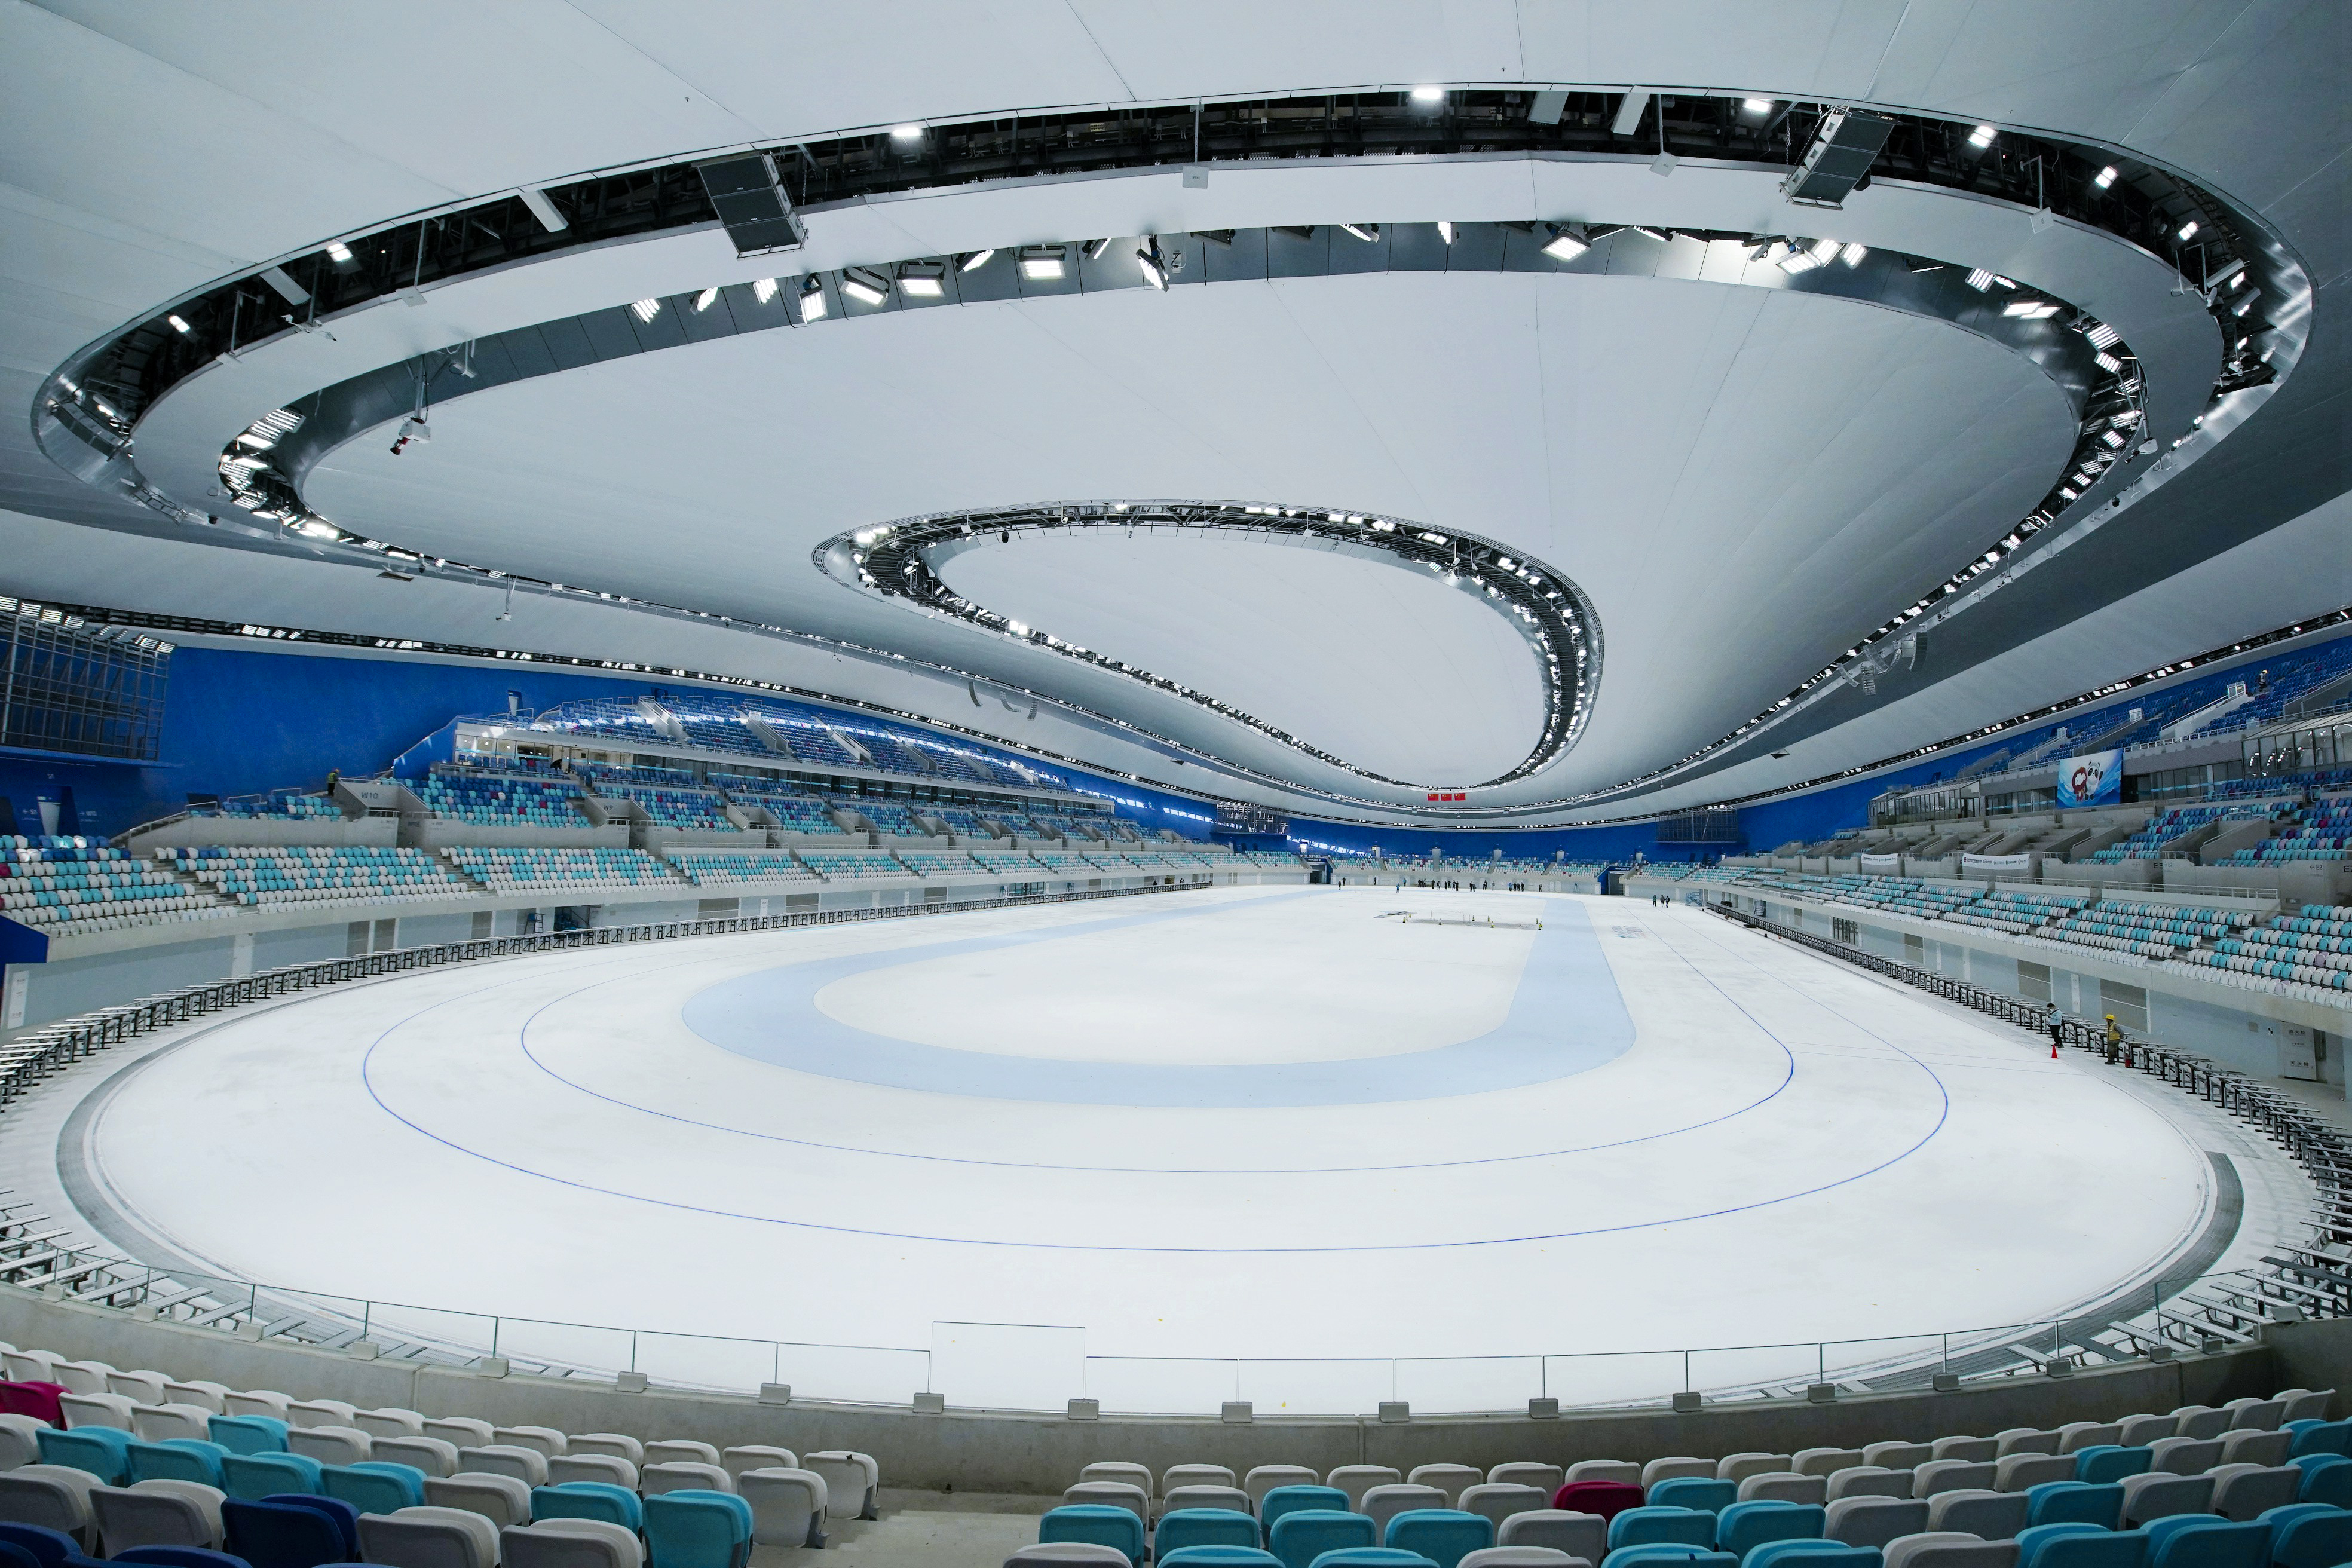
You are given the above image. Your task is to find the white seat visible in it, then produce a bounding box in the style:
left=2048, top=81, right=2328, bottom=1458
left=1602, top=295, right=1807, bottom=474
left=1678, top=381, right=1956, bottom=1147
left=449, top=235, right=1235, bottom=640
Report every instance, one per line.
left=1637, top=1459, right=1708, bottom=1489
left=642, top=1460, right=732, bottom=1496
left=2281, top=1389, right=2335, bottom=1423
left=376, top=1437, right=463, bottom=1479
left=1826, top=1467, right=1912, bottom=1501
left=1992, top=1428, right=2058, bottom=1457
left=1863, top=1444, right=1934, bottom=1470
left=1561, top=1460, right=1638, bottom=1487
left=642, top=1440, right=719, bottom=1467
left=130, top=1480, right=227, bottom=1545
left=1928, top=1438, right=1995, bottom=1463
left=1002, top=1547, right=1132, bottom=1566
left=1925, top=1490, right=2028, bottom=1539
left=1739, top=1473, right=1827, bottom=1504
left=1496, top=1457, right=1571, bottom=1495
left=493, top=1426, right=567, bottom=1458
left=1160, top=1484, right=1251, bottom=1518
left=1413, top=1462, right=1489, bottom=1502
left=2148, top=1437, right=2224, bottom=1475
left=566, top=1434, right=644, bottom=1465
left=805, top=1451, right=878, bottom=1520
left=719, top=1446, right=795, bottom=1480
left=1719, top=1453, right=1793, bottom=1481
left=738, top=1467, right=827, bottom=1549
left=2116, top=1415, right=2177, bottom=1447
left=356, top=1504, right=500, bottom=1568
left=1882, top=1532, right=2022, bottom=1568
left=0, top=1464, right=99, bottom=1543
left=1078, top=1462, right=1153, bottom=1500
left=1361, top=1484, right=1447, bottom=1537
left=1458, top=1551, right=1581, bottom=1567
left=289, top=1426, right=373, bottom=1466
left=224, top=1391, right=293, bottom=1420
left=1826, top=1496, right=1930, bottom=1548
left=1, top=1352, right=62, bottom=1385
left=424, top=1472, right=534, bottom=1530
left=2217, top=1429, right=2292, bottom=1468
left=0, top=1413, right=50, bottom=1469
left=547, top=1454, right=637, bottom=1489
left=90, top=1481, right=224, bottom=1552
left=2056, top=1422, right=2121, bottom=1454
left=52, top=1362, right=115, bottom=1396
left=425, top=1417, right=497, bottom=1448
left=1326, top=1465, right=1401, bottom=1509
left=103, top=1372, right=168, bottom=1407
left=1497, top=1510, right=1606, bottom=1561
left=129, top=1405, right=215, bottom=1444
left=161, top=1383, right=229, bottom=1415
left=458, top=1446, right=549, bottom=1487
left=1061, top=1481, right=1144, bottom=1524
left=58, top=1393, right=135, bottom=1432
left=501, top=1518, right=642, bottom=1568
left=2117, top=1471, right=2214, bottom=1525
left=2208, top=1462, right=2300, bottom=1520
left=2170, top=1406, right=2230, bottom=1441
left=1242, top=1465, right=1318, bottom=1512
left=1459, top=1483, right=1549, bottom=1528
left=1161, top=1464, right=1237, bottom=1500
left=356, top=1408, right=428, bottom=1438
left=287, top=1399, right=360, bottom=1429
left=1794, top=1448, right=1867, bottom=1478
left=1992, top=1454, right=2074, bottom=1493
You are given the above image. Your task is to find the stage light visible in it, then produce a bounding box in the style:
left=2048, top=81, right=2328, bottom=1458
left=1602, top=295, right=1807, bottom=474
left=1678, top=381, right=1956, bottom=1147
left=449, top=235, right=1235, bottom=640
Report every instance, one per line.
left=325, top=241, right=354, bottom=263
left=1967, top=124, right=1996, bottom=148
left=1021, top=246, right=1067, bottom=280
left=898, top=262, right=946, bottom=298
left=1839, top=241, right=1867, bottom=266
left=751, top=277, right=777, bottom=303
left=1541, top=225, right=1589, bottom=262
left=693, top=287, right=718, bottom=312
left=841, top=270, right=888, bottom=306
left=2100, top=429, right=2126, bottom=449
left=629, top=298, right=661, bottom=323
left=2095, top=352, right=2121, bottom=373
left=2002, top=299, right=2059, bottom=319
left=1135, top=239, right=1168, bottom=290
left=2178, top=219, right=2198, bottom=241
left=1742, top=97, right=1772, bottom=114
left=2094, top=165, right=2118, bottom=189
left=1437, top=221, right=1454, bottom=244
left=2080, top=321, right=2120, bottom=348
left=167, top=314, right=191, bottom=333
left=1340, top=223, right=1379, bottom=242
left=1965, top=268, right=1996, bottom=292
left=798, top=277, right=828, bottom=320
left=890, top=123, right=923, bottom=141
left=1082, top=237, right=1112, bottom=260
left=960, top=249, right=994, bottom=271
left=1778, top=237, right=1840, bottom=274
left=1410, top=85, right=1444, bottom=103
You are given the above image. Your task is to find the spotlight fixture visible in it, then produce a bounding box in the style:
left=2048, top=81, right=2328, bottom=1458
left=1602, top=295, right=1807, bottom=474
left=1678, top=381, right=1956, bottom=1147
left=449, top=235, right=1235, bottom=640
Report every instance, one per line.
left=1135, top=237, right=1169, bottom=291
left=167, top=314, right=191, bottom=333
left=693, top=287, right=718, bottom=312
left=2094, top=351, right=2121, bottom=373
left=797, top=275, right=829, bottom=321
left=1436, top=220, right=1455, bottom=244
left=2002, top=299, right=2059, bottom=319
left=629, top=298, right=661, bottom=323
left=890, top=123, right=923, bottom=141
left=1410, top=85, right=1444, bottom=103
left=1839, top=241, right=1868, bottom=266
left=840, top=270, right=889, bottom=306
left=1967, top=124, right=1996, bottom=148
left=2093, top=165, right=2118, bottom=189
left=1628, top=225, right=1667, bottom=242
left=2080, top=321, right=2121, bottom=348
left=1778, top=237, right=1842, bottom=274
left=751, top=277, right=778, bottom=303
left=2177, top=219, right=2199, bottom=241
left=1741, top=97, right=1772, bottom=114
left=1541, top=224, right=1589, bottom=262
left=1082, top=237, right=1113, bottom=261
left=960, top=249, right=995, bottom=271
left=1339, top=222, right=1379, bottom=242
left=1965, top=268, right=1996, bottom=292
left=325, top=241, right=354, bottom=264
left=1019, top=245, right=1067, bottom=280
left=897, top=261, right=947, bottom=298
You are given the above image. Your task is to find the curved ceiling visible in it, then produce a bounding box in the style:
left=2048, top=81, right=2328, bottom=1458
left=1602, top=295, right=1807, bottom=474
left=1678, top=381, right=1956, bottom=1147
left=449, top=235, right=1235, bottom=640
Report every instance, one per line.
left=934, top=528, right=1549, bottom=785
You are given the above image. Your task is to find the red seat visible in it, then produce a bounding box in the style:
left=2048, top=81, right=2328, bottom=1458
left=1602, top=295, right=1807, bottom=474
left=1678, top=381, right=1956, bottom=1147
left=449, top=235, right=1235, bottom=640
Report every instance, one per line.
left=1552, top=1480, right=1645, bottom=1520
left=0, top=1384, right=65, bottom=1426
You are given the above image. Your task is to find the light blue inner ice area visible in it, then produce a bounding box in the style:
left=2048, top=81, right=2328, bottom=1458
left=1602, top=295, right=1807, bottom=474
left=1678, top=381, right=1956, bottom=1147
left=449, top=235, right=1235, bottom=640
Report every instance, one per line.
left=681, top=896, right=1634, bottom=1107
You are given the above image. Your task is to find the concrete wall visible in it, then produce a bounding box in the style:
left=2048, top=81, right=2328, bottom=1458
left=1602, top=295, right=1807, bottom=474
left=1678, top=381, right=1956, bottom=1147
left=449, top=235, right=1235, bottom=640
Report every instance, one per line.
left=0, top=1288, right=2291, bottom=1495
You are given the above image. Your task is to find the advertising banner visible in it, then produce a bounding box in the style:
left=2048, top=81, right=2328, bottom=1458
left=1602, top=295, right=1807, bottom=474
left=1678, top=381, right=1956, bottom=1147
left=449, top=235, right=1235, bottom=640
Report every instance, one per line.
left=1858, top=853, right=1903, bottom=872
left=2055, top=748, right=2124, bottom=808
left=1962, top=852, right=2035, bottom=872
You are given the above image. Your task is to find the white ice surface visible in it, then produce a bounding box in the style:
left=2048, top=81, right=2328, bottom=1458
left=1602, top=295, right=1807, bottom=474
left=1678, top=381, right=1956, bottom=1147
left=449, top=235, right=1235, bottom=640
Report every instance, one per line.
left=87, top=887, right=2216, bottom=1410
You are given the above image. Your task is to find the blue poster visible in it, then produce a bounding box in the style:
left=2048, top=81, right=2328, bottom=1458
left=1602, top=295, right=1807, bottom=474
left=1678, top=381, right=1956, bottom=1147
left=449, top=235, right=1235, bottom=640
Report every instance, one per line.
left=2056, top=748, right=2124, bottom=807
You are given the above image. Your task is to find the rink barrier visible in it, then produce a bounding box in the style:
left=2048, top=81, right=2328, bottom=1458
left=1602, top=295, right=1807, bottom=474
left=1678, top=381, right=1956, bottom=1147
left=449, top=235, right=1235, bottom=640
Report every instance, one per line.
left=0, top=877, right=1208, bottom=1104
left=1708, top=898, right=2351, bottom=1334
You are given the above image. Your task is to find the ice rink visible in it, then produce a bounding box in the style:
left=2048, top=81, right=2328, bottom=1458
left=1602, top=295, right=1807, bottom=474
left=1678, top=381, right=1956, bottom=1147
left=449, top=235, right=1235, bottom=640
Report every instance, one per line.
left=79, top=885, right=2222, bottom=1411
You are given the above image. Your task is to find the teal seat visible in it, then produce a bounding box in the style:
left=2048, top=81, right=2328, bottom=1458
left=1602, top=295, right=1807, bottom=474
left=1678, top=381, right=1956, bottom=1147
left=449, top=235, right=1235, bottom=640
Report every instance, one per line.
left=1261, top=1489, right=1351, bottom=1544
left=206, top=1417, right=288, bottom=1456
left=1599, top=1549, right=1737, bottom=1568
left=2074, top=1447, right=2155, bottom=1485
left=2262, top=1502, right=2352, bottom=1568
left=1300, top=1552, right=1438, bottom=1568
left=2290, top=1454, right=2352, bottom=1506
left=127, top=1441, right=229, bottom=1487
left=2287, top=1420, right=2352, bottom=1457
left=532, top=1483, right=644, bottom=1532
left=1609, top=1507, right=1714, bottom=1551
left=1715, top=1501, right=1825, bottom=1561
left=2141, top=1515, right=2267, bottom=1568
left=1155, top=1509, right=1259, bottom=1557
left=2015, top=1523, right=2143, bottom=1568
left=2026, top=1481, right=2126, bottom=1529
left=1741, top=1542, right=1885, bottom=1568
left=1037, top=1503, right=1145, bottom=1566
left=642, top=1490, right=752, bottom=1568
left=1270, top=1510, right=1375, bottom=1568
left=220, top=1452, right=324, bottom=1503
left=1154, top=1549, right=1282, bottom=1567
left=33, top=1428, right=129, bottom=1485
left=1647, top=1479, right=1737, bottom=1514
left=320, top=1462, right=424, bottom=1514
left=1382, top=1509, right=1490, bottom=1568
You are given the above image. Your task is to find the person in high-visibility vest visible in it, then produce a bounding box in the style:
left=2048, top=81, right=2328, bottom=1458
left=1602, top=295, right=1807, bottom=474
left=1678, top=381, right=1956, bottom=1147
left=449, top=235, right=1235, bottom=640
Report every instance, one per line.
left=2105, top=1013, right=2124, bottom=1062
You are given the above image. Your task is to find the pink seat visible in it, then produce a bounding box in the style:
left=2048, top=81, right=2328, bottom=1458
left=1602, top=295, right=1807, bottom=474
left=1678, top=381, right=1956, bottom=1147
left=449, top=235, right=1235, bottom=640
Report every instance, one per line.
left=0, top=1384, right=68, bottom=1426
left=1552, top=1480, right=1644, bottom=1520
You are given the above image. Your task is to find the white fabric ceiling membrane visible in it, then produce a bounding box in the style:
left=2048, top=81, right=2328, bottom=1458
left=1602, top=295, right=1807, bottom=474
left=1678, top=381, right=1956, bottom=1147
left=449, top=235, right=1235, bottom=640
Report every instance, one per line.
left=935, top=529, right=1548, bottom=785
left=305, top=270, right=2073, bottom=800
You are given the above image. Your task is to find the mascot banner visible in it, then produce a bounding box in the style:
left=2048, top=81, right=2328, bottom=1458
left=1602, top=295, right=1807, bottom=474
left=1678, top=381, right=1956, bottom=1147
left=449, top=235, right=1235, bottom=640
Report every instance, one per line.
left=2056, top=748, right=2124, bottom=807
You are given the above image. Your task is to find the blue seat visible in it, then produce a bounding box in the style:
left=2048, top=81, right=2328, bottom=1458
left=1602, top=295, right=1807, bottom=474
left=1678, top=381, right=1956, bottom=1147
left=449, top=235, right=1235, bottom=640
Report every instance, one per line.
left=113, top=1552, right=249, bottom=1568
left=2026, top=1482, right=2126, bottom=1529
left=220, top=1456, right=323, bottom=1504
left=32, top=1428, right=129, bottom=1485
left=2142, top=1514, right=2267, bottom=1568
left=1715, top=1501, right=1826, bottom=1561
left=1647, top=1480, right=1737, bottom=1515
left=1036, top=1504, right=1144, bottom=1566
left=0, top=1524, right=82, bottom=1568
left=1154, top=1550, right=1282, bottom=1567
left=129, top=1441, right=230, bottom=1488
left=2074, top=1447, right=2155, bottom=1485
left=2262, top=1502, right=2352, bottom=1568
left=2287, top=1420, right=2352, bottom=1458
left=531, top=1483, right=644, bottom=1532
left=1598, top=1549, right=1736, bottom=1568
left=2014, top=1523, right=2143, bottom=1568
left=258, top=1498, right=355, bottom=1561
left=1154, top=1509, right=1260, bottom=1557
left=1741, top=1542, right=1884, bottom=1568
left=641, top=1492, right=752, bottom=1568
left=0, top=1541, right=45, bottom=1568
left=1609, top=1507, right=1714, bottom=1551
left=1299, top=1553, right=1438, bottom=1568
left=1270, top=1511, right=1376, bottom=1568
left=2288, top=1454, right=2352, bottom=1507
left=221, top=1498, right=350, bottom=1568
left=318, top=1463, right=424, bottom=1515
left=1380, top=1510, right=1489, bottom=1568
left=1262, top=1489, right=1352, bottom=1544
left=207, top=1419, right=289, bottom=1457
